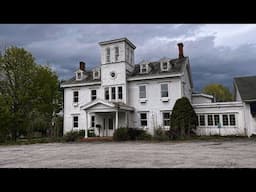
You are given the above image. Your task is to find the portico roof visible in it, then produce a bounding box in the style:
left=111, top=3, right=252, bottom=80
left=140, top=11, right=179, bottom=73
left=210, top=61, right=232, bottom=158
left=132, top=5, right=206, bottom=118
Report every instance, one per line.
left=80, top=99, right=134, bottom=111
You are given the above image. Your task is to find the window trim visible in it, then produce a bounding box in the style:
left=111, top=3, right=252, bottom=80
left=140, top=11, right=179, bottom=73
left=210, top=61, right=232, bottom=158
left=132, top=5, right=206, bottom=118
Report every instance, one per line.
left=111, top=87, right=116, bottom=100
left=118, top=86, right=123, bottom=100
left=106, top=47, right=110, bottom=63
left=162, top=111, right=171, bottom=128
left=91, top=89, right=97, bottom=101
left=160, top=83, right=169, bottom=98
left=115, top=46, right=119, bottom=62
left=196, top=113, right=237, bottom=128
left=161, top=61, right=169, bottom=71
left=139, top=112, right=148, bottom=128
left=73, top=116, right=79, bottom=129
left=140, top=64, right=148, bottom=74
left=139, top=85, right=146, bottom=99
left=73, top=91, right=79, bottom=103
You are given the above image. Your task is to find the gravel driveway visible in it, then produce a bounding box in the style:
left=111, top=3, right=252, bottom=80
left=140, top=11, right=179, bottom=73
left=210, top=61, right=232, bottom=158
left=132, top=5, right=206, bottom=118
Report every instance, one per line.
left=0, top=140, right=256, bottom=168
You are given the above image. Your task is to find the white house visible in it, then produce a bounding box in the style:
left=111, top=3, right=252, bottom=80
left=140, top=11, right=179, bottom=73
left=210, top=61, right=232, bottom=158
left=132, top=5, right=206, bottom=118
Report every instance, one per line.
left=61, top=37, right=256, bottom=137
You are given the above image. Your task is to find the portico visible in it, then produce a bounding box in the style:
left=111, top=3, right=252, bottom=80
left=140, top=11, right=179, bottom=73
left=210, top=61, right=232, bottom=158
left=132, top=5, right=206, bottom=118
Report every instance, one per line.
left=81, top=99, right=134, bottom=137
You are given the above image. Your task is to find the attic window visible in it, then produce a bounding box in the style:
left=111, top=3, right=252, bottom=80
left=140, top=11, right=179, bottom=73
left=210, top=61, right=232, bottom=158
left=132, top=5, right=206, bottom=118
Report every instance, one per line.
left=93, top=70, right=100, bottom=79
left=161, top=62, right=169, bottom=71
left=76, top=71, right=83, bottom=80
left=141, top=64, right=147, bottom=73
left=77, top=72, right=81, bottom=79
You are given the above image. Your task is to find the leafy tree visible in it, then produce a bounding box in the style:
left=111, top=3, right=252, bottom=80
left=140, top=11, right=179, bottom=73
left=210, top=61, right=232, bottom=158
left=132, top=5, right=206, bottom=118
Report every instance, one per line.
left=0, top=47, right=37, bottom=141
left=31, top=65, right=61, bottom=137
left=170, top=97, right=197, bottom=139
left=202, top=84, right=233, bottom=102
left=0, top=46, right=61, bottom=141
left=0, top=95, right=11, bottom=141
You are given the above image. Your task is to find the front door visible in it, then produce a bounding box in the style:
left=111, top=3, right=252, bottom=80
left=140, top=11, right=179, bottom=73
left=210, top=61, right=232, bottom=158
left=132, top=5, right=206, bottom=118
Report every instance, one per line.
left=103, top=117, right=114, bottom=136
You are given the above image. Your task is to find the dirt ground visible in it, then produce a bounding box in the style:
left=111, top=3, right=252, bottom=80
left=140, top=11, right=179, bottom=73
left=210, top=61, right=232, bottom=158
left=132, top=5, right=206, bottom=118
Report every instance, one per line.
left=0, top=139, right=256, bottom=168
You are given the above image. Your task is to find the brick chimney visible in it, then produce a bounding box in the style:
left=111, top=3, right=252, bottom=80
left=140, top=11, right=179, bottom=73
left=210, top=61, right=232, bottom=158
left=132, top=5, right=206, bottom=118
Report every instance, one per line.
left=177, top=43, right=184, bottom=59
left=79, top=61, right=85, bottom=71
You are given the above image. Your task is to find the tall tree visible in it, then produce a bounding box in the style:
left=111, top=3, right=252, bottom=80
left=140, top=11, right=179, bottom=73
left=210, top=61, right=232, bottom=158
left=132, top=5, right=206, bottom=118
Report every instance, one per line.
left=0, top=47, right=37, bottom=141
left=31, top=65, right=61, bottom=137
left=0, top=46, right=61, bottom=141
left=202, top=84, right=233, bottom=102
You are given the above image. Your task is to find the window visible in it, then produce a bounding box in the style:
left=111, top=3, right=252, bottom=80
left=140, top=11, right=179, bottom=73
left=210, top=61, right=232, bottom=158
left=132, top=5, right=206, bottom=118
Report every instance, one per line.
left=214, top=115, right=220, bottom=126
left=161, top=84, right=169, bottom=97
left=162, top=62, right=168, bottom=71
left=110, top=71, right=116, bottom=78
left=199, top=115, right=205, bottom=126
left=105, top=87, right=109, bottom=100
left=106, top=47, right=110, bottom=63
left=229, top=114, right=236, bottom=126
left=140, top=113, right=147, bottom=126
left=77, top=72, right=81, bottom=79
left=141, top=64, right=147, bottom=73
left=111, top=87, right=116, bottom=100
left=91, top=90, right=97, bottom=101
left=118, top=86, right=123, bottom=100
left=139, top=85, right=146, bottom=98
left=73, top=91, right=79, bottom=103
left=91, top=116, right=95, bottom=127
left=73, top=116, right=78, bottom=128
left=127, top=47, right=129, bottom=62
left=163, top=112, right=170, bottom=126
left=207, top=115, right=213, bottom=126
left=223, top=114, right=228, bottom=126
left=93, top=70, right=100, bottom=79
left=115, top=47, right=119, bottom=61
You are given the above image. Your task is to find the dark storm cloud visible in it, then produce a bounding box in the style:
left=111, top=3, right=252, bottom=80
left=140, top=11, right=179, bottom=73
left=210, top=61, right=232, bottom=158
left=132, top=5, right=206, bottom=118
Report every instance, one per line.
left=0, top=24, right=255, bottom=92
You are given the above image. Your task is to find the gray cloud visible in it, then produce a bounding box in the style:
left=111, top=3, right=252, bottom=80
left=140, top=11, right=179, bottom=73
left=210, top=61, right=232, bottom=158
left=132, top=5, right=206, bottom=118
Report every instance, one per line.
left=0, top=24, right=255, bottom=92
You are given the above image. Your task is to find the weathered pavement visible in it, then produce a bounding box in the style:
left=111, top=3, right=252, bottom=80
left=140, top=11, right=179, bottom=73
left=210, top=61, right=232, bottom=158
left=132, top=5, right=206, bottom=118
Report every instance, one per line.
left=0, top=140, right=256, bottom=168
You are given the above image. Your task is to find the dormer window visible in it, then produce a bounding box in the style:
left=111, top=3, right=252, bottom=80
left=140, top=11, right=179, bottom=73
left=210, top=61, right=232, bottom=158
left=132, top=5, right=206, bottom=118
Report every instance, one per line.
left=106, top=47, right=110, bottom=63
left=141, top=64, right=148, bottom=73
left=77, top=72, right=81, bottom=79
left=93, top=69, right=100, bottom=80
left=161, top=61, right=169, bottom=72
left=76, top=70, right=84, bottom=80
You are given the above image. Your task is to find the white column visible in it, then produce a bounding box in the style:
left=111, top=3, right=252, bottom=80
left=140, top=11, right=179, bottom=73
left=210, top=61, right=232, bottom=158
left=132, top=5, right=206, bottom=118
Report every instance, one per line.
left=115, top=111, right=119, bottom=130
left=85, top=111, right=88, bottom=138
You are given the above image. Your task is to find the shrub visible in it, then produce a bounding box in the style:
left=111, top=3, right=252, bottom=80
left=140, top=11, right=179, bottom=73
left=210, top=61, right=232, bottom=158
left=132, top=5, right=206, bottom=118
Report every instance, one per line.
left=113, top=128, right=129, bottom=141
left=170, top=97, right=197, bottom=139
left=79, top=130, right=85, bottom=137
left=113, top=128, right=152, bottom=141
left=87, top=129, right=96, bottom=137
left=136, top=131, right=152, bottom=140
left=153, top=128, right=169, bottom=141
left=63, top=131, right=81, bottom=142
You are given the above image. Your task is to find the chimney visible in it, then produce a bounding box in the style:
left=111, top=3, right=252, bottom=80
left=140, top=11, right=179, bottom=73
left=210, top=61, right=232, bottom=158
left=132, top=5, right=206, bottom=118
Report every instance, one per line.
left=79, top=61, right=85, bottom=71
left=177, top=43, right=184, bottom=59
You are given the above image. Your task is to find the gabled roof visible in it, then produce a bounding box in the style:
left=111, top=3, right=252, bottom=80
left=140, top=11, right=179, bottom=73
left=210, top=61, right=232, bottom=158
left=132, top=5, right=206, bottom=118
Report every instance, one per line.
left=234, top=75, right=256, bottom=102
left=80, top=99, right=134, bottom=111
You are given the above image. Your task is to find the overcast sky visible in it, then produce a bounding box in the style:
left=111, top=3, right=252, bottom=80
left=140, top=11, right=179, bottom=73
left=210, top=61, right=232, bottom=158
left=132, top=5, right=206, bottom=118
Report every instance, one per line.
left=0, top=24, right=256, bottom=92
